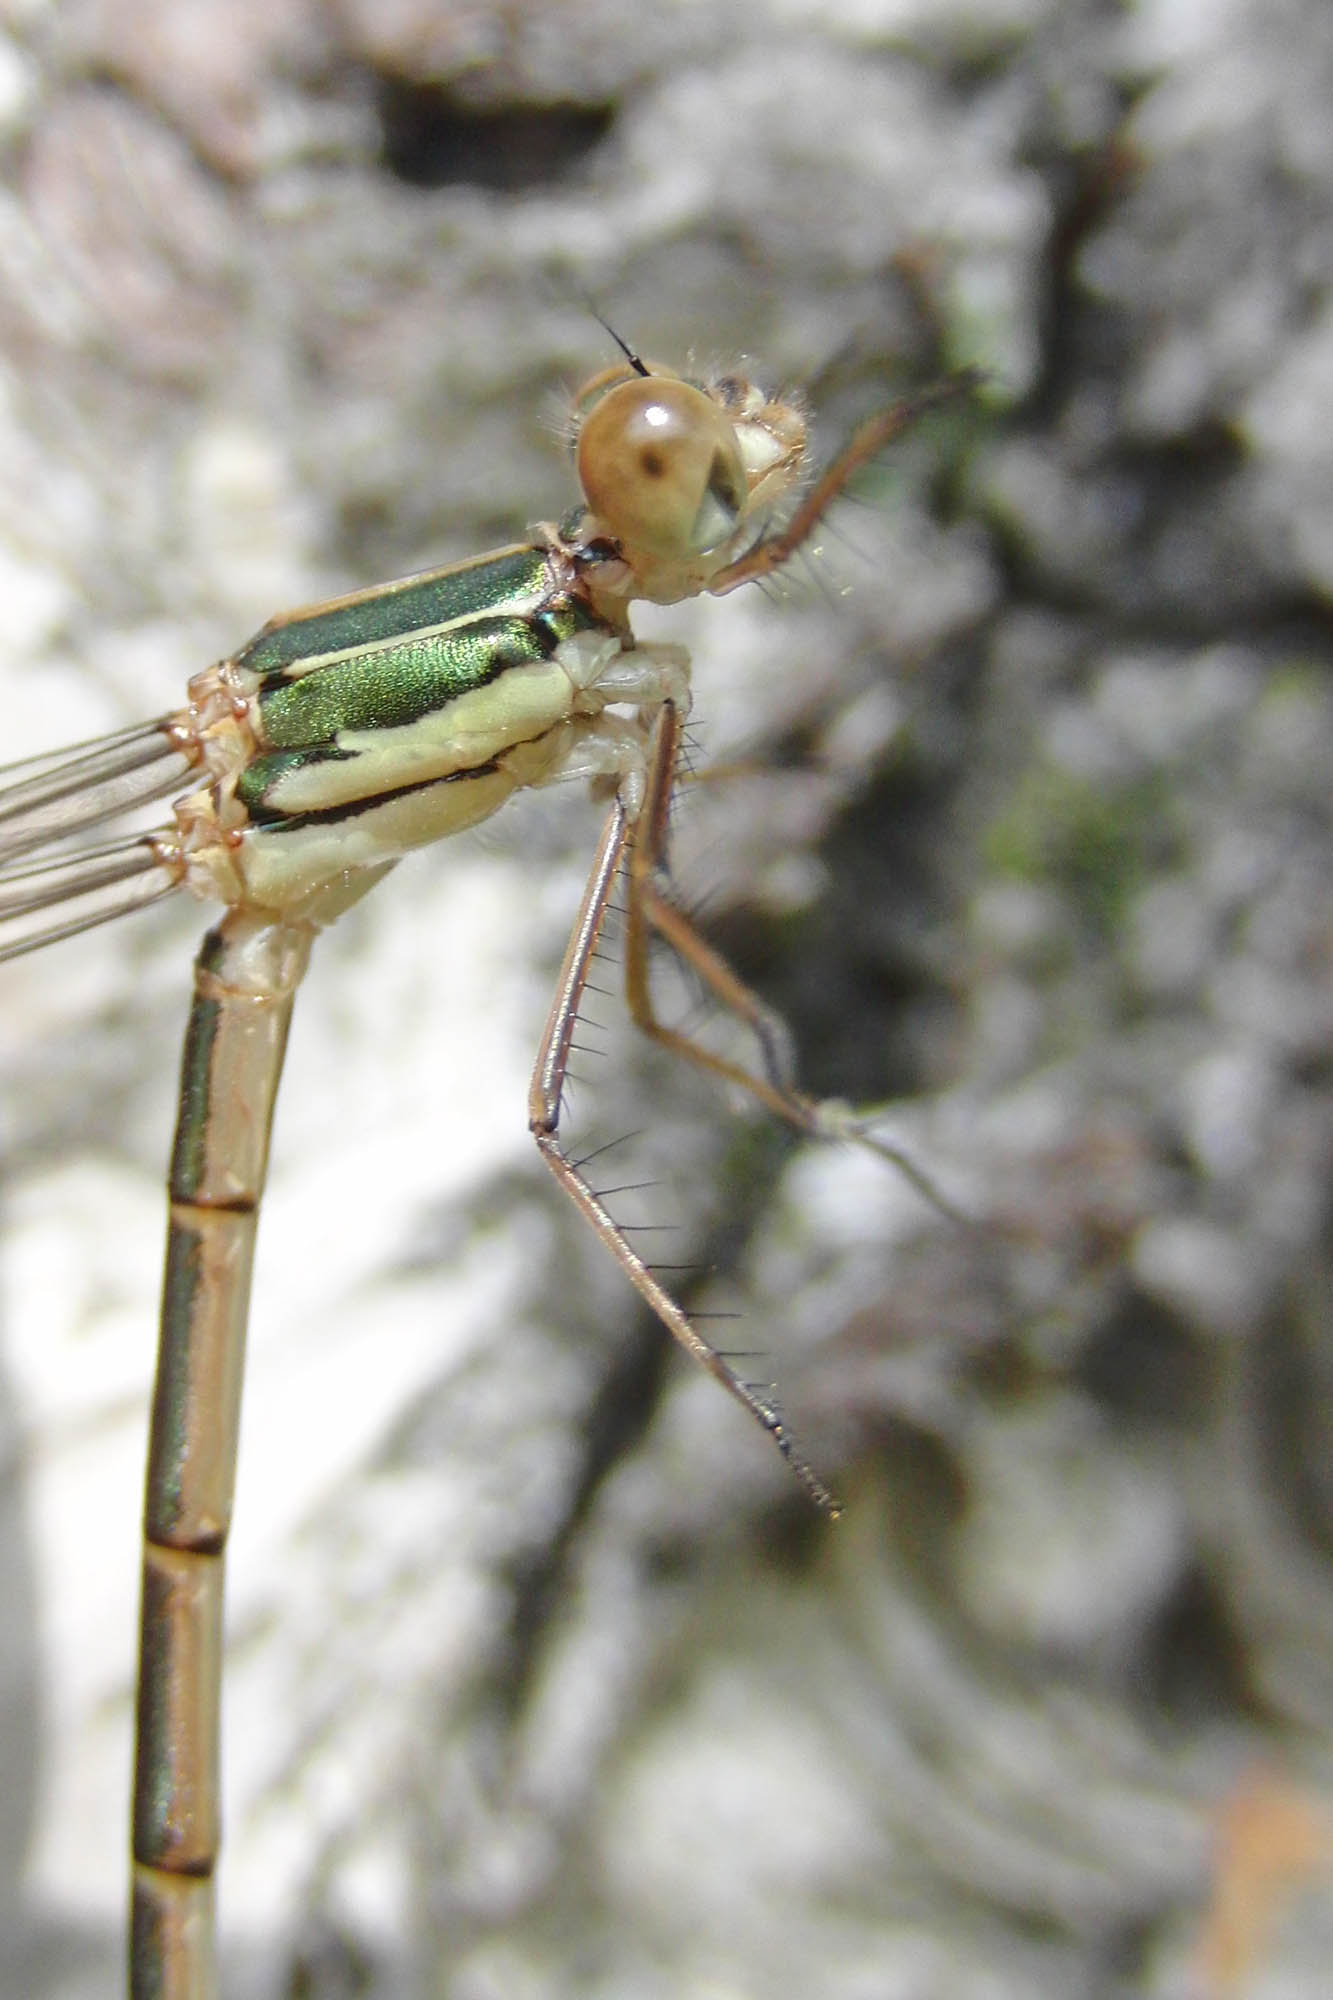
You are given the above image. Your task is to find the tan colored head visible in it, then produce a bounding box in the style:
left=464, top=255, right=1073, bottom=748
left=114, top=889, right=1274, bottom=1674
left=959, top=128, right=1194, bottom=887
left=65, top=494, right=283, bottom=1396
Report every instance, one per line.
left=567, top=359, right=808, bottom=604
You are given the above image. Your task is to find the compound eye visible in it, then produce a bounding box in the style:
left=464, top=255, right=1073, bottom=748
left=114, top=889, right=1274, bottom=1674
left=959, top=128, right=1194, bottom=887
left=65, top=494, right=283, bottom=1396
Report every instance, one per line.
left=576, top=377, right=747, bottom=559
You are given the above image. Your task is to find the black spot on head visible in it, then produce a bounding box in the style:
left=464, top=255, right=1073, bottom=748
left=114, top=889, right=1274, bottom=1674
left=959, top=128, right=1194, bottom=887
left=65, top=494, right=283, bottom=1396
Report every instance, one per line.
left=639, top=447, right=667, bottom=479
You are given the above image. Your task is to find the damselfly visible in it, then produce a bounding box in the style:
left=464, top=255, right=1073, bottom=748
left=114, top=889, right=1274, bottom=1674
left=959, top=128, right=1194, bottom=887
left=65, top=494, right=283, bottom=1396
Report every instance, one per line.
left=1, top=336, right=974, bottom=1997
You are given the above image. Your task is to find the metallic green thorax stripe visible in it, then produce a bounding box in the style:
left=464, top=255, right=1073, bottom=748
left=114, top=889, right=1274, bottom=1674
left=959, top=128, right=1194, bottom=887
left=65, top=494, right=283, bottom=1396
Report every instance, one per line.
left=256, top=607, right=587, bottom=747
left=237, top=542, right=554, bottom=677
left=234, top=542, right=609, bottom=822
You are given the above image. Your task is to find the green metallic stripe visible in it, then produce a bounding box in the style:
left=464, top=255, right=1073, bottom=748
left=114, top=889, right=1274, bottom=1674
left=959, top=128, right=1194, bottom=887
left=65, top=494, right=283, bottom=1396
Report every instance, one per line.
left=133, top=1542, right=223, bottom=1864
left=254, top=605, right=584, bottom=751
left=168, top=927, right=228, bottom=1198
left=150, top=1220, right=225, bottom=1537
left=238, top=745, right=351, bottom=822
left=237, top=543, right=554, bottom=677
left=241, top=755, right=501, bottom=832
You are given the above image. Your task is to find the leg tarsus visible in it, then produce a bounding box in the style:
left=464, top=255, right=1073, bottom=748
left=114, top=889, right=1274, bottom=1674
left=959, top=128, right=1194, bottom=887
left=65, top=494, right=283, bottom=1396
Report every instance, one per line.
left=809, top=1099, right=978, bottom=1229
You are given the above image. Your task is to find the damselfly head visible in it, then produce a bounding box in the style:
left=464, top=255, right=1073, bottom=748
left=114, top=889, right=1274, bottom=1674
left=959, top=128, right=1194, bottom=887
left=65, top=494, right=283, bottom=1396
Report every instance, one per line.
left=565, top=358, right=808, bottom=597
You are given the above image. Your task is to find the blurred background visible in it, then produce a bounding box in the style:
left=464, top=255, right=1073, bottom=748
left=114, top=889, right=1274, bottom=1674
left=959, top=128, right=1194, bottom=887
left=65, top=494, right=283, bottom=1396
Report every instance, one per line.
left=1, top=1, right=1331, bottom=1995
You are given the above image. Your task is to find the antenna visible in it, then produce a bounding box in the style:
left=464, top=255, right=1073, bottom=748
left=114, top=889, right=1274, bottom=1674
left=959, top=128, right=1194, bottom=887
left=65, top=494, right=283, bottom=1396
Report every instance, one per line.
left=589, top=307, right=651, bottom=378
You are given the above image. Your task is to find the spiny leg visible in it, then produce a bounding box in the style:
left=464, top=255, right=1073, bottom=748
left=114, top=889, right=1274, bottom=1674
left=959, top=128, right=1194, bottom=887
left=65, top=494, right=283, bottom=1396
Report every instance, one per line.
left=622, top=704, right=802, bottom=1113
left=624, top=704, right=974, bottom=1225
left=707, top=371, right=984, bottom=600
left=528, top=796, right=839, bottom=1514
